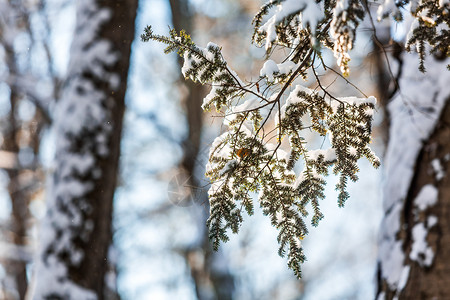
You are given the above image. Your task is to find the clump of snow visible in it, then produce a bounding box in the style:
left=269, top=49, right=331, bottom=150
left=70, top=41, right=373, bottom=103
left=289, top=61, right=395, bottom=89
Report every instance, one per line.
left=260, top=60, right=279, bottom=81
left=258, top=0, right=323, bottom=50
left=397, top=266, right=411, bottom=291
left=439, top=0, right=450, bottom=8
left=307, top=148, right=336, bottom=162
left=405, top=19, right=420, bottom=51
left=260, top=60, right=297, bottom=82
left=414, top=184, right=438, bottom=211
left=181, top=51, right=201, bottom=78
left=379, top=240, right=406, bottom=289
left=348, top=146, right=358, bottom=157
left=292, top=236, right=302, bottom=248
left=219, top=159, right=237, bottom=176
left=294, top=168, right=323, bottom=189
left=410, top=223, right=434, bottom=266
left=266, top=143, right=290, bottom=161
left=377, top=292, right=386, bottom=300
left=32, top=256, right=97, bottom=300
left=279, top=84, right=314, bottom=118
left=377, top=0, right=400, bottom=21
left=278, top=60, right=296, bottom=74
left=202, top=42, right=219, bottom=61
left=331, top=96, right=376, bottom=113
left=202, top=85, right=219, bottom=110
left=330, top=0, right=355, bottom=75
left=427, top=215, right=438, bottom=228
left=431, top=159, right=445, bottom=181
left=207, top=132, right=232, bottom=164
left=300, top=1, right=324, bottom=33
left=230, top=98, right=261, bottom=114
left=275, top=209, right=284, bottom=224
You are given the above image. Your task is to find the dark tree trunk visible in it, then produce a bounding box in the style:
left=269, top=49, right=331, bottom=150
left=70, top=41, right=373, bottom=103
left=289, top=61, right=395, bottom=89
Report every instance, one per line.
left=3, top=91, right=28, bottom=300
left=70, top=2, right=137, bottom=295
left=31, top=1, right=137, bottom=299
left=0, top=8, right=36, bottom=297
left=168, top=1, right=235, bottom=298
left=168, top=0, right=204, bottom=178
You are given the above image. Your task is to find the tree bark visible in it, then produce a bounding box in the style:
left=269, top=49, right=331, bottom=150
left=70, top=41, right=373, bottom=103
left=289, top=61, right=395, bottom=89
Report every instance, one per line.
left=31, top=1, right=137, bottom=299
left=0, top=3, right=42, bottom=298
left=168, top=0, right=204, bottom=178
left=378, top=99, right=450, bottom=299
left=168, top=1, right=235, bottom=298
left=376, top=51, right=450, bottom=299
left=401, top=98, right=450, bottom=298
left=3, top=91, right=28, bottom=300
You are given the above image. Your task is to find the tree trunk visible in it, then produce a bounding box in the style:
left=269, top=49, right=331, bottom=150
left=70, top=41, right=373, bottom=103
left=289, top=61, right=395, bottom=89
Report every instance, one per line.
left=3, top=91, right=28, bottom=300
left=30, top=0, right=137, bottom=299
left=168, top=0, right=204, bottom=178
left=168, top=1, right=235, bottom=298
left=377, top=52, right=450, bottom=299
left=401, top=98, right=450, bottom=298
left=0, top=3, right=43, bottom=298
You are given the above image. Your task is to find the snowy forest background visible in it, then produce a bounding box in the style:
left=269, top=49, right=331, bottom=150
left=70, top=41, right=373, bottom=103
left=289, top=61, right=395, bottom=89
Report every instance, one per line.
left=0, top=0, right=448, bottom=299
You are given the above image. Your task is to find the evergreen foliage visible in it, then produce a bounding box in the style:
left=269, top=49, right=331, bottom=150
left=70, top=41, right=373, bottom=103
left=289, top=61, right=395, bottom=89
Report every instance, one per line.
left=378, top=0, right=449, bottom=71
left=142, top=0, right=447, bottom=279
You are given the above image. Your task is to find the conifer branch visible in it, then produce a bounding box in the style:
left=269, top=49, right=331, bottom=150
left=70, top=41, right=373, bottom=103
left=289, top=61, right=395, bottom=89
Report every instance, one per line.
left=140, top=0, right=403, bottom=279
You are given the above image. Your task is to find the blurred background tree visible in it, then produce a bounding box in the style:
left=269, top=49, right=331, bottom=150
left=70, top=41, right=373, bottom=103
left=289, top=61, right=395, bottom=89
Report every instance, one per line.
left=0, top=0, right=56, bottom=298
left=30, top=0, right=138, bottom=299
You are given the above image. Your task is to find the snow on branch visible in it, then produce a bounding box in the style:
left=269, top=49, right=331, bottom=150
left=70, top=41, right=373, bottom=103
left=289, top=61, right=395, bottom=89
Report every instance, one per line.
left=141, top=0, right=449, bottom=283
left=378, top=0, right=450, bottom=71
left=142, top=16, right=380, bottom=278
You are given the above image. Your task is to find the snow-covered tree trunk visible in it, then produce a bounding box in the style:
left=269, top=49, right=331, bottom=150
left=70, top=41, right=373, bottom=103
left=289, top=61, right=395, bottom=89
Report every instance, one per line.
left=377, top=52, right=450, bottom=298
left=30, top=0, right=137, bottom=299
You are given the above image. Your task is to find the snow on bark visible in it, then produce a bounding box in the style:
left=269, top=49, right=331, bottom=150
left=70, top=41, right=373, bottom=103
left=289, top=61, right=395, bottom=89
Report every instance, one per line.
left=431, top=158, right=445, bottom=181
left=414, top=184, right=438, bottom=211
left=410, top=223, right=434, bottom=266
left=0, top=1, right=22, bottom=46
left=31, top=0, right=120, bottom=298
left=378, top=51, right=450, bottom=291
left=407, top=185, right=439, bottom=268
